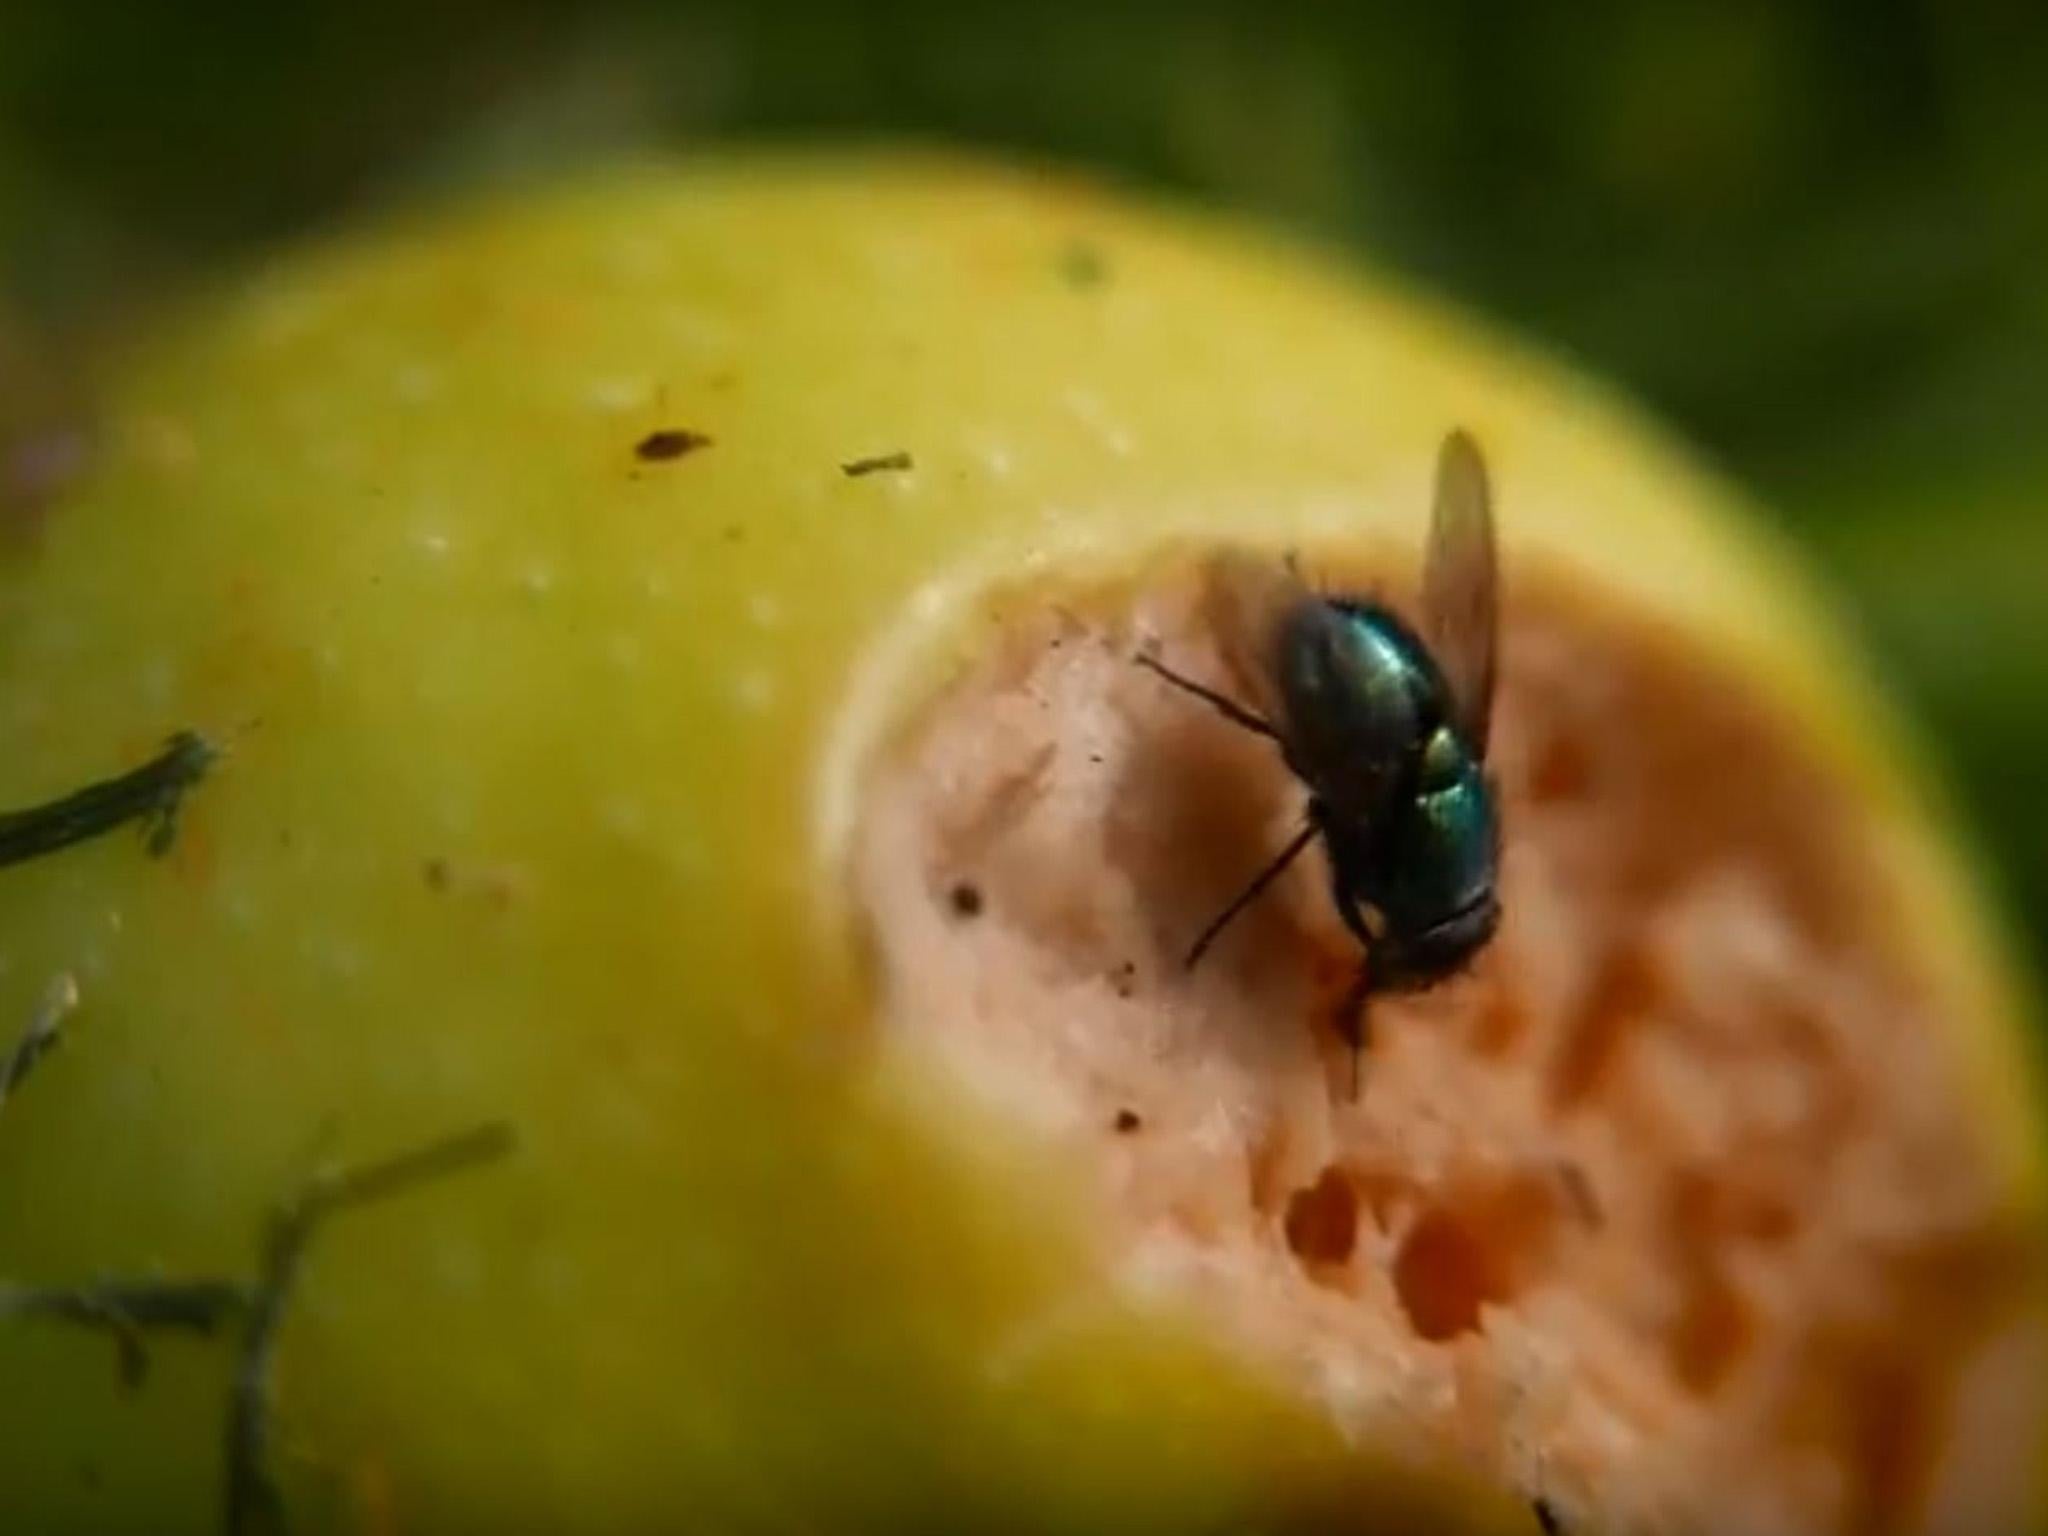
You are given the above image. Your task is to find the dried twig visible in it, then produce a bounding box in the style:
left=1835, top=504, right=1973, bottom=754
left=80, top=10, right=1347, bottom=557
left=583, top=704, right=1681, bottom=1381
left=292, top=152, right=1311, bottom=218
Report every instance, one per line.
left=0, top=732, right=217, bottom=868
left=0, top=972, right=79, bottom=1111
left=225, top=1121, right=516, bottom=1536
left=0, top=1278, right=251, bottom=1388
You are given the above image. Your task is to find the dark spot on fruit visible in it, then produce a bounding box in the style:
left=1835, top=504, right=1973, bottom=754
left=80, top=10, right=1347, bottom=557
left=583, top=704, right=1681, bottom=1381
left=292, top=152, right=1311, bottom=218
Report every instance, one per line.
left=1058, top=241, right=1109, bottom=289
left=1114, top=1108, right=1141, bottom=1134
left=1393, top=1206, right=1505, bottom=1340
left=1552, top=941, right=1661, bottom=1108
left=1557, top=1162, right=1602, bottom=1227
left=948, top=881, right=983, bottom=918
left=1284, top=1166, right=1359, bottom=1271
left=423, top=858, right=451, bottom=892
left=1473, top=988, right=1527, bottom=1056
left=1669, top=1262, right=1754, bottom=1395
left=1530, top=732, right=1593, bottom=804
left=2, top=426, right=89, bottom=547
left=634, top=428, right=712, bottom=463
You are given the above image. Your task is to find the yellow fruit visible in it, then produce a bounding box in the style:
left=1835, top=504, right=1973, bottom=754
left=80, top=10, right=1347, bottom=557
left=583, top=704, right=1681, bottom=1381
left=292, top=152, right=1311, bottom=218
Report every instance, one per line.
left=0, top=153, right=2040, bottom=1535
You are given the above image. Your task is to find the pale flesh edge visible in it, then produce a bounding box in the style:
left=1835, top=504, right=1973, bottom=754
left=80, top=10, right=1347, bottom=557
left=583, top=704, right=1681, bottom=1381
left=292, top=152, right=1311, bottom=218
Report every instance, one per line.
left=856, top=555, right=2046, bottom=1536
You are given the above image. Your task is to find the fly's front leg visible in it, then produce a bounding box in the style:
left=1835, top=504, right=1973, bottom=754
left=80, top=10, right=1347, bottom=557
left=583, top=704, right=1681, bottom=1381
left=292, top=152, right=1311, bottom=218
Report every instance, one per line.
left=1133, top=652, right=1278, bottom=741
left=1321, top=811, right=1389, bottom=956
left=1182, top=817, right=1318, bottom=969
left=1322, top=821, right=1384, bottom=1099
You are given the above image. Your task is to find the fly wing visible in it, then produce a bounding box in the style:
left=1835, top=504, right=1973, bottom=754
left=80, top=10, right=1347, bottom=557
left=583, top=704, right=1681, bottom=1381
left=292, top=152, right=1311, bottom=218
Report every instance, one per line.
left=1423, top=429, right=1500, bottom=756
left=1201, top=548, right=1310, bottom=727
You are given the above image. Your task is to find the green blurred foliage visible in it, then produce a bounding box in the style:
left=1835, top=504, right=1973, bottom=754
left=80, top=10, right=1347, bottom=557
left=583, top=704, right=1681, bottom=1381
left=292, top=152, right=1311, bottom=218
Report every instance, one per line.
left=2, top=0, right=2044, bottom=969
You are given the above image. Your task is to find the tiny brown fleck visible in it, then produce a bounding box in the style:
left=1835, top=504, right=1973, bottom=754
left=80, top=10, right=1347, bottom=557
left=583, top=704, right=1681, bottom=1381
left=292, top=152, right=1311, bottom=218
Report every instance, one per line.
left=1557, top=1162, right=1603, bottom=1227
left=840, top=450, right=914, bottom=478
left=2, top=426, right=89, bottom=547
left=634, top=429, right=712, bottom=463
left=948, top=882, right=983, bottom=919
left=1058, top=241, right=1109, bottom=289
left=1113, top=1108, right=1142, bottom=1134
left=423, top=858, right=451, bottom=892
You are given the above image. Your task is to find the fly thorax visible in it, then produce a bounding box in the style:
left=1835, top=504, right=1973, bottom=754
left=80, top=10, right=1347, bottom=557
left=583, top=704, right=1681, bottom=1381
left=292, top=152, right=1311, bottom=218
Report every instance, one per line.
left=1278, top=601, right=1425, bottom=813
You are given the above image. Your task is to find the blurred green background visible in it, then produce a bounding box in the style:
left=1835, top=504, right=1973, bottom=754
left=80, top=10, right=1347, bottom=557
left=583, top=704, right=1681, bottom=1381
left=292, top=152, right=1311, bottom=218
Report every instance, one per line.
left=2, top=2, right=2043, bottom=977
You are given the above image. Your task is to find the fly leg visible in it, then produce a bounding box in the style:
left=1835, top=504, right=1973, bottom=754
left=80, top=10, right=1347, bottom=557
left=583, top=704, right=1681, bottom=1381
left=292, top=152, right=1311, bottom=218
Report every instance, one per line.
left=1133, top=652, right=1278, bottom=740
left=1183, top=817, right=1318, bottom=968
left=1325, top=837, right=1383, bottom=1101
left=1138, top=650, right=1308, bottom=966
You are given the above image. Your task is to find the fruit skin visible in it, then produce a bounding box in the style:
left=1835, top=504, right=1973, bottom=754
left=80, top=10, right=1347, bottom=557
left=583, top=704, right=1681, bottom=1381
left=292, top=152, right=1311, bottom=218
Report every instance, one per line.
left=0, top=151, right=2038, bottom=1533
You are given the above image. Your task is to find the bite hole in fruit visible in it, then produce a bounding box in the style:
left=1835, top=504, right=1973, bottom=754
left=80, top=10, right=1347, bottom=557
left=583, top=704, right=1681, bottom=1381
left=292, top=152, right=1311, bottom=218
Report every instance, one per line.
left=856, top=554, right=2037, bottom=1535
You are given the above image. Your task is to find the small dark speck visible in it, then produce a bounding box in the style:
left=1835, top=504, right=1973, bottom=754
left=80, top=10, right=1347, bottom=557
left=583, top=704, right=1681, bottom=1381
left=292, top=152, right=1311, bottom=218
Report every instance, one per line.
left=721, top=525, right=745, bottom=544
left=841, top=450, right=914, bottom=478
left=1558, top=1162, right=1603, bottom=1227
left=948, top=882, right=983, bottom=919
left=1111, top=960, right=1137, bottom=998
left=1058, top=241, right=1109, bottom=289
left=1533, top=1498, right=1563, bottom=1535
left=2, top=426, right=89, bottom=542
left=423, top=857, right=451, bottom=892
left=1087, top=751, right=1103, bottom=765
left=634, top=428, right=712, bottom=463
left=1113, top=1108, right=1142, bottom=1134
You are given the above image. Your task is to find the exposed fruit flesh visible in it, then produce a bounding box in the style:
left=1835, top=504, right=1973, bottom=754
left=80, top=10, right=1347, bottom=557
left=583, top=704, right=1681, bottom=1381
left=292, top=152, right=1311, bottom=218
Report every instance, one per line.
left=859, top=554, right=2046, bottom=1536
